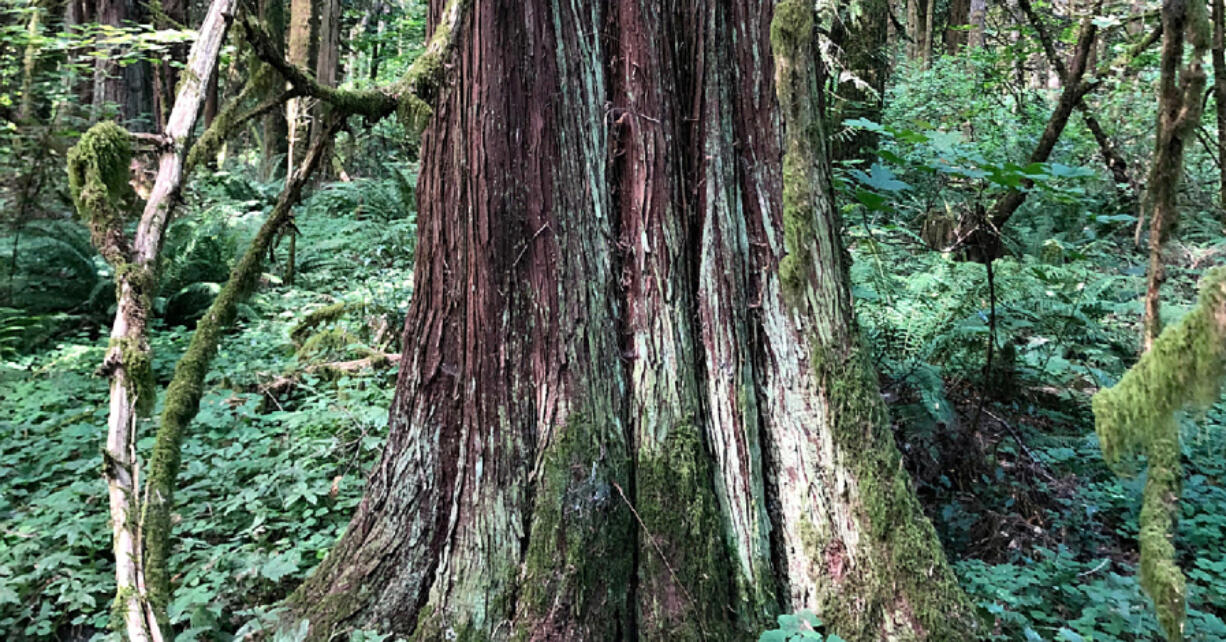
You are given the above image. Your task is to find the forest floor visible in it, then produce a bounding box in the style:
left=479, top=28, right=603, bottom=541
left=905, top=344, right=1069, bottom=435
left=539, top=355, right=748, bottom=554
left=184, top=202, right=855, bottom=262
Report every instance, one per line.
left=4, top=138, right=1226, bottom=642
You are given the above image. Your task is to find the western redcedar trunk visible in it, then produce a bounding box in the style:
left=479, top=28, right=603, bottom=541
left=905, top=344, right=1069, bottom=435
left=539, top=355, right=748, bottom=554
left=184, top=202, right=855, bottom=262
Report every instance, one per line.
left=287, top=1, right=972, bottom=639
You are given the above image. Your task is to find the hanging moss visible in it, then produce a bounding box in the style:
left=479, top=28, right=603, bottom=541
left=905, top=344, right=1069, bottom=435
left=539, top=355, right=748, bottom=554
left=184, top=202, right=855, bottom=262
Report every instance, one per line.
left=398, top=94, right=435, bottom=136
left=67, top=122, right=133, bottom=221
left=67, top=122, right=135, bottom=265
left=1093, top=267, right=1226, bottom=641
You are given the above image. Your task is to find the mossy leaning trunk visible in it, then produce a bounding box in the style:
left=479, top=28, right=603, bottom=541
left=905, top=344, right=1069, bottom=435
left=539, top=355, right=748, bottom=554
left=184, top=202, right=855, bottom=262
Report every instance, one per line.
left=1142, top=0, right=1210, bottom=351
left=71, top=0, right=238, bottom=637
left=1095, top=268, right=1226, bottom=641
left=285, top=1, right=974, bottom=639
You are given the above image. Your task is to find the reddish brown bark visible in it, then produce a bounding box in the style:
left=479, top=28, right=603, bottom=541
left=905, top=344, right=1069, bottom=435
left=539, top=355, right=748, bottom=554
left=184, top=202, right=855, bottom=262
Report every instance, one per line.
left=152, top=0, right=187, bottom=131
left=92, top=0, right=126, bottom=119
left=286, top=1, right=971, bottom=639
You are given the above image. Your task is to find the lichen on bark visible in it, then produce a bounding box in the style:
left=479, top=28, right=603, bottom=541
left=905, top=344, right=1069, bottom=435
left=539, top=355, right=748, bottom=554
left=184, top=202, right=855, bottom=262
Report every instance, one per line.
left=771, top=0, right=974, bottom=637
left=1094, top=267, right=1226, bottom=640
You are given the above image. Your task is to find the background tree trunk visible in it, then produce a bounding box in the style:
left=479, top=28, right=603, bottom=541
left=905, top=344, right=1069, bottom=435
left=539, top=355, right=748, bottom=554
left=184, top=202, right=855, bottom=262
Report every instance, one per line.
left=1213, top=0, right=1226, bottom=210
left=969, top=0, right=987, bottom=48
left=285, top=0, right=314, bottom=175
left=92, top=0, right=126, bottom=121
left=908, top=0, right=932, bottom=65
left=287, top=1, right=972, bottom=639
left=1143, top=0, right=1210, bottom=351
left=153, top=0, right=187, bottom=131
left=259, top=0, right=290, bottom=181
left=831, top=0, right=890, bottom=163
left=946, top=0, right=971, bottom=53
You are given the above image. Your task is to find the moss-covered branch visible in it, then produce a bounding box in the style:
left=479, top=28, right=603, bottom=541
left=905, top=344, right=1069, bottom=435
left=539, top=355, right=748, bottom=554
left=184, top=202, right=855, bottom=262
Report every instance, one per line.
left=240, top=0, right=469, bottom=131
left=1093, top=267, right=1226, bottom=640
left=140, top=116, right=344, bottom=632
left=186, top=64, right=296, bottom=172
left=242, top=15, right=398, bottom=119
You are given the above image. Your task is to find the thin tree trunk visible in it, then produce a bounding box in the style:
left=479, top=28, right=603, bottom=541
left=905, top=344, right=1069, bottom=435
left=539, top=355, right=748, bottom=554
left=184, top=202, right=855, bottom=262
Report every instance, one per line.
left=1143, top=0, right=1210, bottom=352
left=85, top=0, right=237, bottom=637
left=139, top=114, right=339, bottom=641
left=283, top=0, right=314, bottom=282
left=259, top=0, right=289, bottom=181
left=907, top=0, right=923, bottom=60
left=284, top=0, right=973, bottom=639
left=1213, top=0, right=1226, bottom=210
left=1020, top=0, right=1135, bottom=200
left=203, top=55, right=220, bottom=128
left=969, top=0, right=987, bottom=48
left=285, top=0, right=313, bottom=176
left=923, top=0, right=934, bottom=66
left=983, top=7, right=1100, bottom=233
left=18, top=3, right=41, bottom=122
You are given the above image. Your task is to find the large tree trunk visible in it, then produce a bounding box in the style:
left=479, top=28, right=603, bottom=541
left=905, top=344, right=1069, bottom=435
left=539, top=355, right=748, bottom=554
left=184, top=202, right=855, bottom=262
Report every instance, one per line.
left=287, top=1, right=971, bottom=639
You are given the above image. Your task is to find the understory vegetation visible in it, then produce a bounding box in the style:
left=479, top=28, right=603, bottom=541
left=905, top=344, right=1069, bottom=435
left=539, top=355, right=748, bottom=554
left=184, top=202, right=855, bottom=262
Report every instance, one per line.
left=1, top=165, right=414, bottom=639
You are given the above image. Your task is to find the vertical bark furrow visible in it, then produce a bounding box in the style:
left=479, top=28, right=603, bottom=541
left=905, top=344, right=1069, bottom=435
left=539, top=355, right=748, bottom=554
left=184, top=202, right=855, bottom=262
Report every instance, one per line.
left=692, top=0, right=782, bottom=624
left=607, top=0, right=740, bottom=637
left=288, top=1, right=977, bottom=639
